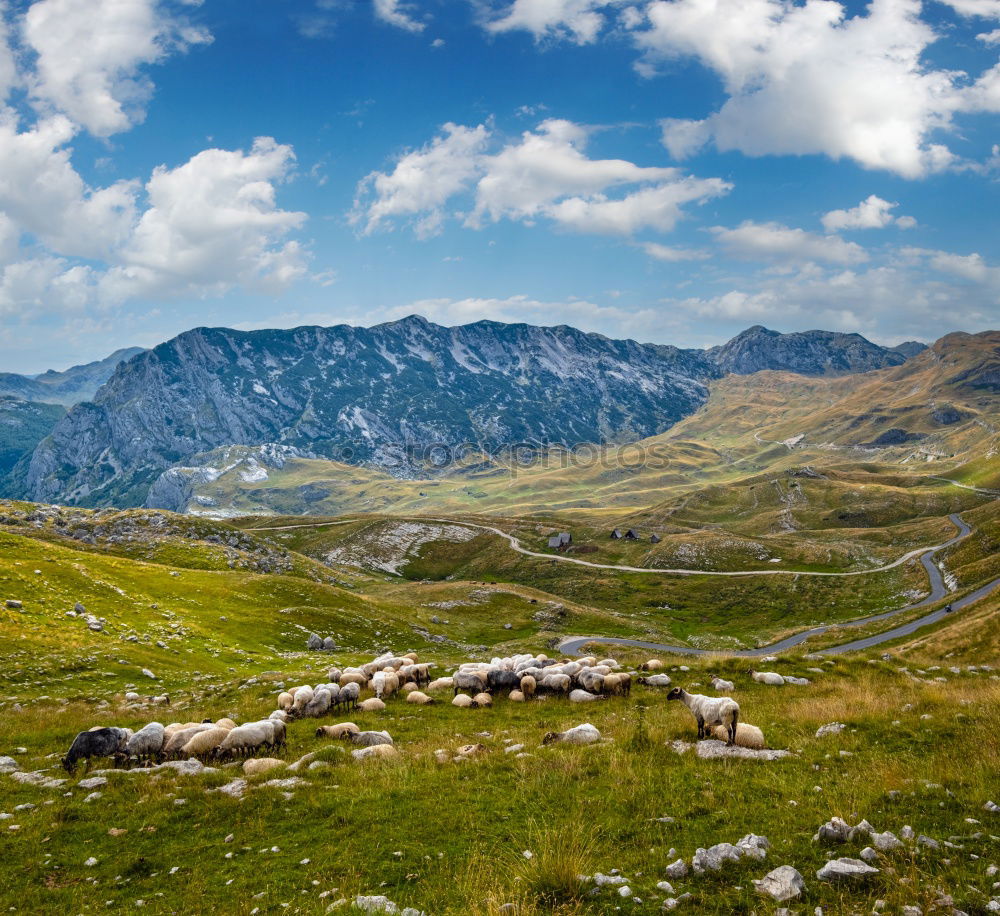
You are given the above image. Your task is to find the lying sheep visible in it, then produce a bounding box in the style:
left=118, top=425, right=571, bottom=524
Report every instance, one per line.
left=509, top=690, right=525, bottom=702
left=667, top=687, right=740, bottom=745
left=316, top=722, right=360, bottom=739
left=357, top=698, right=385, bottom=712
left=543, top=723, right=601, bottom=745
left=452, top=694, right=474, bottom=708
left=641, top=659, right=665, bottom=671
left=637, top=674, right=672, bottom=688
left=472, top=692, right=493, bottom=708
left=749, top=670, right=785, bottom=686
left=710, top=723, right=765, bottom=749
left=569, top=689, right=601, bottom=703
left=405, top=691, right=433, bottom=705
left=63, top=727, right=131, bottom=773
left=709, top=675, right=735, bottom=692
left=346, top=730, right=393, bottom=748
left=125, top=722, right=165, bottom=764
left=426, top=677, right=453, bottom=692
left=243, top=758, right=286, bottom=776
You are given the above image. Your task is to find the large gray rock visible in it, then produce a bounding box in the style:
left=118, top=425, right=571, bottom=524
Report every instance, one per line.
left=753, top=865, right=805, bottom=902
left=696, top=739, right=792, bottom=761
left=306, top=633, right=324, bottom=651
left=0, top=756, right=20, bottom=772
left=816, top=858, right=880, bottom=882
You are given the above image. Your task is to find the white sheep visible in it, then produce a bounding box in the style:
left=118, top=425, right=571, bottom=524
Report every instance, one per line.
left=569, top=689, right=601, bottom=703
left=709, top=675, right=735, bottom=692
left=749, top=670, right=785, bottom=686
left=426, top=677, right=453, bottom=692
left=125, top=722, right=165, bottom=762
left=315, top=722, right=360, bottom=739
left=181, top=726, right=230, bottom=758
left=710, top=723, right=765, bottom=749
left=637, top=674, right=672, bottom=688
left=543, top=723, right=602, bottom=745
left=667, top=687, right=740, bottom=744
left=291, top=685, right=314, bottom=714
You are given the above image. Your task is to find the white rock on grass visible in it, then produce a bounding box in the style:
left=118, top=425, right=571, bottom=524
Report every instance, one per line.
left=212, top=779, right=247, bottom=799
left=10, top=771, right=66, bottom=789
left=816, top=858, right=879, bottom=882
left=753, top=865, right=806, bottom=902
left=0, top=757, right=20, bottom=773
left=815, top=722, right=846, bottom=738
left=78, top=777, right=107, bottom=790
left=695, top=740, right=792, bottom=761
left=663, top=859, right=688, bottom=879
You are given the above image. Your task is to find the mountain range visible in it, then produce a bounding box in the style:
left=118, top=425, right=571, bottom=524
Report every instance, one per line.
left=8, top=318, right=927, bottom=508
left=0, top=347, right=146, bottom=406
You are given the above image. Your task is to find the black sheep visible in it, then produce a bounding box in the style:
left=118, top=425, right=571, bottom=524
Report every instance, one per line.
left=62, top=727, right=129, bottom=774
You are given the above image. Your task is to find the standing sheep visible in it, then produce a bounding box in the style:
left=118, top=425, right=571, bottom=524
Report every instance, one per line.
left=125, top=722, right=166, bottom=764
left=63, top=727, right=131, bottom=773
left=667, top=687, right=740, bottom=745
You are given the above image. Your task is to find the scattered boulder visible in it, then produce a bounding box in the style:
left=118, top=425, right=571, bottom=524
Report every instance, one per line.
left=695, top=740, right=791, bottom=761
left=5, top=600, right=22, bottom=610
left=0, top=756, right=20, bottom=773
left=815, top=722, right=846, bottom=738
left=753, top=865, right=805, bottom=902
left=816, top=858, right=879, bottom=883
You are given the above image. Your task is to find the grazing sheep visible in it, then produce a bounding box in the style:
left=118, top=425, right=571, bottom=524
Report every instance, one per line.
left=543, top=723, right=601, bottom=745
left=277, top=691, right=294, bottom=711
left=372, top=671, right=399, bottom=700
left=315, top=722, right=360, bottom=739
left=269, top=710, right=289, bottom=722
left=181, top=727, right=230, bottom=758
left=749, top=670, right=785, bottom=686
left=667, top=688, right=740, bottom=744
left=569, top=689, right=601, bottom=703
left=243, top=758, right=286, bottom=776
left=405, top=691, right=433, bottom=705
left=215, top=718, right=238, bottom=730
left=452, top=694, right=473, bottom=708
left=63, top=727, right=131, bottom=773
left=487, top=669, right=521, bottom=694
left=539, top=673, right=571, bottom=696
left=709, top=675, right=735, bottom=692
left=710, top=723, right=765, bottom=749
left=426, top=677, right=453, bottom=692
left=125, top=722, right=165, bottom=763
left=519, top=675, right=536, bottom=699
left=291, top=686, right=315, bottom=715
left=452, top=671, right=487, bottom=696
left=302, top=689, right=333, bottom=718
left=577, top=670, right=605, bottom=693
left=339, top=671, right=368, bottom=687
left=509, top=690, right=525, bottom=702
left=219, top=723, right=270, bottom=758
left=472, top=692, right=493, bottom=708
left=603, top=673, right=632, bottom=697
left=337, top=682, right=361, bottom=711
left=326, top=668, right=342, bottom=683
left=357, top=697, right=385, bottom=712
left=637, top=674, right=672, bottom=688
left=347, top=730, right=393, bottom=748
left=164, top=724, right=214, bottom=758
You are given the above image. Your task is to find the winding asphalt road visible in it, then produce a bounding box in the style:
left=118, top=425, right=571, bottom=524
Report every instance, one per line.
left=556, top=514, right=1000, bottom=657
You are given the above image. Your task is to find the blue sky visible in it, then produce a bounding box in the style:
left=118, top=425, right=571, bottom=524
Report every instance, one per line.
left=1, top=0, right=999, bottom=373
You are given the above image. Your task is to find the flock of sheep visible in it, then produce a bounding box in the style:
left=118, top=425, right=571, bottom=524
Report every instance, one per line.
left=60, top=649, right=796, bottom=772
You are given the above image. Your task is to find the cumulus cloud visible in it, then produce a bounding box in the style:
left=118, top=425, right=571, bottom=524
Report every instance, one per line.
left=21, top=0, right=212, bottom=137
left=354, top=118, right=730, bottom=237
left=102, top=138, right=307, bottom=303
left=373, top=0, right=425, bottom=32
left=711, top=221, right=869, bottom=265
left=486, top=0, right=623, bottom=44
left=640, top=241, right=710, bottom=261
left=353, top=123, right=490, bottom=237
left=936, top=0, right=1000, bottom=17
left=821, top=194, right=915, bottom=231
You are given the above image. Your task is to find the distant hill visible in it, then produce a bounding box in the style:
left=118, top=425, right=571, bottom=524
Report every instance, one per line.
left=0, top=347, right=145, bottom=406
left=0, top=397, right=66, bottom=495
left=20, top=318, right=913, bottom=508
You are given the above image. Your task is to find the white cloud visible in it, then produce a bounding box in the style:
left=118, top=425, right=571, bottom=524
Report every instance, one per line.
left=711, top=221, right=869, bottom=265
left=102, top=137, right=307, bottom=303
left=936, top=0, right=1000, bottom=17
left=640, top=241, right=709, bottom=261
left=979, top=28, right=1000, bottom=43
left=486, top=0, right=622, bottom=44
left=21, top=0, right=211, bottom=137
left=821, top=194, right=914, bottom=231
left=353, top=123, right=491, bottom=237
left=373, top=0, right=425, bottom=32
left=384, top=294, right=668, bottom=339
left=355, top=118, right=730, bottom=238
left=0, top=111, right=139, bottom=259
left=640, top=0, right=998, bottom=178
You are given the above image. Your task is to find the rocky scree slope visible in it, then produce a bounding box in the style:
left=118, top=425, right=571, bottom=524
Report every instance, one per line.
left=25, top=318, right=910, bottom=507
